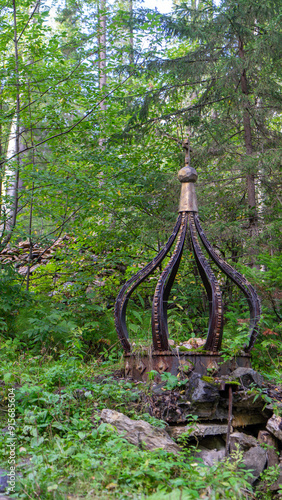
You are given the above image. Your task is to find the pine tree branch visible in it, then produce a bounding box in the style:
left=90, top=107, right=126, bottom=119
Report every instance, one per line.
left=126, top=95, right=231, bottom=130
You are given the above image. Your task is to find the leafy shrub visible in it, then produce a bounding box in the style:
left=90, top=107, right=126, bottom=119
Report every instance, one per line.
left=0, top=265, right=32, bottom=337
left=14, top=305, right=78, bottom=354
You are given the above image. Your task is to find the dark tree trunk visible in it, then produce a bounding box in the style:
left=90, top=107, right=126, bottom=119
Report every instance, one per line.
left=238, top=38, right=258, bottom=238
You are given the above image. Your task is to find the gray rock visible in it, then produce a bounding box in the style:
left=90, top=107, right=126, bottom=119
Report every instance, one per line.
left=229, top=433, right=267, bottom=484
left=229, top=367, right=263, bottom=388
left=265, top=401, right=282, bottom=412
left=152, top=382, right=170, bottom=396
left=197, top=447, right=225, bottom=466
left=194, top=434, right=226, bottom=466
left=233, top=391, right=265, bottom=410
left=266, top=414, right=282, bottom=442
left=230, top=431, right=258, bottom=452
left=181, top=373, right=221, bottom=420
left=258, top=430, right=279, bottom=467
left=243, top=446, right=267, bottom=483
left=186, top=373, right=220, bottom=403
left=100, top=409, right=180, bottom=454
left=169, top=423, right=228, bottom=441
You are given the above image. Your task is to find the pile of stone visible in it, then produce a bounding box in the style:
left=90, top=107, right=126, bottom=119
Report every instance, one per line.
left=101, top=367, right=282, bottom=492
left=0, top=236, right=71, bottom=275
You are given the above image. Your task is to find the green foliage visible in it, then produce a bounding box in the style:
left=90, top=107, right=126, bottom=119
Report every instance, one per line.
left=0, top=0, right=280, bottom=387
left=0, top=354, right=255, bottom=499
left=255, top=465, right=281, bottom=499
left=0, top=265, right=32, bottom=337
left=16, top=306, right=78, bottom=353
left=161, top=372, right=188, bottom=391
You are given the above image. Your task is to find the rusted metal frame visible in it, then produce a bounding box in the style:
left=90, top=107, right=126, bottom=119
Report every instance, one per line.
left=152, top=212, right=188, bottom=351
left=125, top=352, right=251, bottom=381
left=188, top=213, right=223, bottom=352
left=194, top=214, right=261, bottom=352
left=114, top=214, right=182, bottom=352
left=161, top=234, right=185, bottom=345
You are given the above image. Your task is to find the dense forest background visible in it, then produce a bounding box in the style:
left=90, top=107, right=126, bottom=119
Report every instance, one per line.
left=0, top=0, right=282, bottom=498
left=0, top=0, right=281, bottom=358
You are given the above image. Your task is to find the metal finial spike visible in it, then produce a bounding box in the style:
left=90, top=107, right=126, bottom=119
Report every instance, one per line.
left=182, top=137, right=190, bottom=165
left=178, top=165, right=198, bottom=212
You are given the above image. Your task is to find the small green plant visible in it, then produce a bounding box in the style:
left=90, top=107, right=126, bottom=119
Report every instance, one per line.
left=176, top=414, right=199, bottom=444
left=247, top=383, right=275, bottom=411
left=256, top=464, right=281, bottom=499
left=161, top=372, right=188, bottom=390
left=147, top=369, right=158, bottom=382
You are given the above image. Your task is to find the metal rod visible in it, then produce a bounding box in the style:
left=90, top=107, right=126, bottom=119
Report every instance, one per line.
left=225, top=385, right=233, bottom=457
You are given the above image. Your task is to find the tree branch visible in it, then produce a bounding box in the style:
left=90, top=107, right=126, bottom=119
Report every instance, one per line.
left=1, top=71, right=136, bottom=168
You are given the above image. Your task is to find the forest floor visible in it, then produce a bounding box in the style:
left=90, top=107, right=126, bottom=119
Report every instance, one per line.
left=1, top=350, right=282, bottom=499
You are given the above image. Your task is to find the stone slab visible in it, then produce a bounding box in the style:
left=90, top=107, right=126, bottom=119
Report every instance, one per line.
left=169, top=423, right=228, bottom=440
left=232, top=412, right=267, bottom=428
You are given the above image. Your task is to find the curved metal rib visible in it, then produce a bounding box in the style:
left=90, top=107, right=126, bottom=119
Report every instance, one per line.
left=114, top=214, right=182, bottom=352
left=194, top=214, right=261, bottom=352
left=152, top=212, right=188, bottom=351
left=189, top=213, right=223, bottom=352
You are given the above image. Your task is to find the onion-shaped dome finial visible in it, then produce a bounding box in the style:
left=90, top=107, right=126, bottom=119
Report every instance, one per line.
left=114, top=149, right=261, bottom=356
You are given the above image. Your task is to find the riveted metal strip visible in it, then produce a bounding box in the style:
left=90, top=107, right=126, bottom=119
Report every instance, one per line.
left=114, top=214, right=182, bottom=352
left=152, top=212, right=188, bottom=351
left=189, top=212, right=224, bottom=352
left=194, top=214, right=261, bottom=352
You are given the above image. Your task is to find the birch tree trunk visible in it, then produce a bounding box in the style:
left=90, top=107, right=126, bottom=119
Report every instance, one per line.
left=98, top=0, right=106, bottom=149
left=1, top=0, right=22, bottom=247
left=0, top=91, right=2, bottom=216
left=129, top=0, right=134, bottom=65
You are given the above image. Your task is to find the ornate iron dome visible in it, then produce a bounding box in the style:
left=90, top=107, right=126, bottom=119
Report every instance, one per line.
left=114, top=149, right=261, bottom=364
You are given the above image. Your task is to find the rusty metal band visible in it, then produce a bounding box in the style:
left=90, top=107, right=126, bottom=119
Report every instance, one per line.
left=152, top=212, right=188, bottom=351
left=188, top=212, right=223, bottom=352
left=114, top=214, right=182, bottom=352
left=194, top=214, right=261, bottom=352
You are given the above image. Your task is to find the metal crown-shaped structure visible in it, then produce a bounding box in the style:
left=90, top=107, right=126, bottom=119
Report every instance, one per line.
left=115, top=147, right=261, bottom=378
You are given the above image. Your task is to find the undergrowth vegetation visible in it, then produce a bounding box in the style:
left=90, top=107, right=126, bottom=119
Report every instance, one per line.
left=0, top=232, right=281, bottom=499
left=1, top=350, right=259, bottom=500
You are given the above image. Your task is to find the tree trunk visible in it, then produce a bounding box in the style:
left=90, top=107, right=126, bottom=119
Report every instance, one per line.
left=129, top=0, right=134, bottom=65
left=98, top=0, right=107, bottom=149
left=1, top=0, right=22, bottom=248
left=0, top=91, right=2, bottom=216
left=238, top=37, right=258, bottom=238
